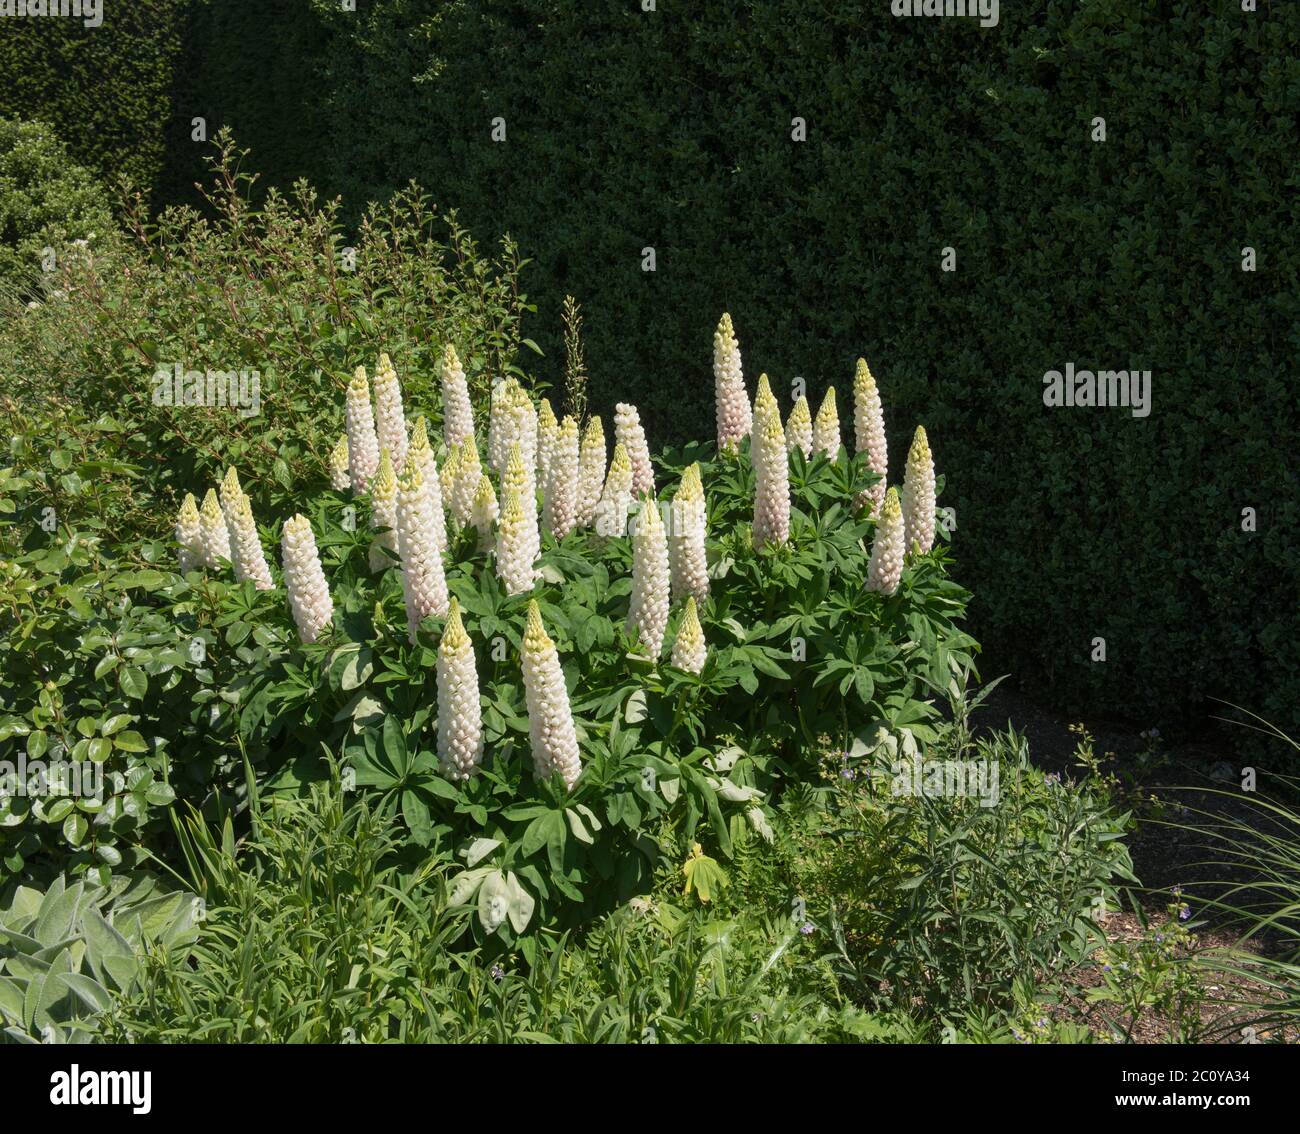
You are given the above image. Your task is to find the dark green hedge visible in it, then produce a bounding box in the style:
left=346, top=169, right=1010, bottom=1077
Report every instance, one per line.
left=13, top=1, right=1300, bottom=742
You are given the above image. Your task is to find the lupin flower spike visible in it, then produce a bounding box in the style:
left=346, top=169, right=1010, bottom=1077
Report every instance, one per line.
left=670, top=596, right=707, bottom=674
left=175, top=493, right=203, bottom=574
left=785, top=394, right=813, bottom=458
left=345, top=365, right=380, bottom=492
left=614, top=402, right=654, bottom=497
left=496, top=487, right=537, bottom=596
left=328, top=434, right=351, bottom=491
left=521, top=599, right=582, bottom=790
left=470, top=473, right=499, bottom=550
left=595, top=441, right=633, bottom=538
left=853, top=358, right=888, bottom=516
left=751, top=380, right=790, bottom=549
left=866, top=486, right=905, bottom=596
left=813, top=386, right=841, bottom=457
left=713, top=312, right=751, bottom=454
left=901, top=425, right=936, bottom=555
left=668, top=462, right=708, bottom=606
left=545, top=416, right=580, bottom=538
left=440, top=344, right=475, bottom=450
left=281, top=513, right=333, bottom=643
left=576, top=415, right=606, bottom=528
left=396, top=455, right=450, bottom=642
left=437, top=597, right=483, bottom=781
left=372, top=352, right=408, bottom=472
left=627, top=493, right=671, bottom=657
left=368, top=448, right=399, bottom=572
left=198, top=488, right=231, bottom=569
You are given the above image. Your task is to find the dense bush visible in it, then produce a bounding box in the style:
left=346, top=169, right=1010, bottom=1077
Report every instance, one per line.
left=154, top=0, right=1299, bottom=745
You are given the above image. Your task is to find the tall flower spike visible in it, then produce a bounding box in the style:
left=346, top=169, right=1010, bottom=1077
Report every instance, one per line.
left=345, top=365, right=380, bottom=492
left=627, top=493, right=671, bottom=657
left=536, top=397, right=559, bottom=486
left=226, top=490, right=274, bottom=590
left=786, top=394, right=813, bottom=458
left=545, top=416, right=580, bottom=537
left=470, top=474, right=498, bottom=550
left=576, top=415, right=606, bottom=527
left=439, top=445, right=462, bottom=527
left=751, top=382, right=791, bottom=549
left=453, top=436, right=482, bottom=527
left=328, top=434, right=351, bottom=491
left=503, top=441, right=540, bottom=568
left=218, top=466, right=242, bottom=513
left=866, top=487, right=905, bottom=596
left=396, top=455, right=450, bottom=642
left=901, top=426, right=936, bottom=555
left=853, top=358, right=888, bottom=516
left=614, top=402, right=654, bottom=497
left=281, top=514, right=333, bottom=643
left=175, top=493, right=202, bottom=574
left=496, top=487, right=536, bottom=596
left=521, top=599, right=582, bottom=791
left=437, top=597, right=483, bottom=781
left=369, top=449, right=399, bottom=572
left=371, top=352, right=408, bottom=472
left=407, top=416, right=446, bottom=555
left=198, top=489, right=231, bottom=569
left=813, top=387, right=841, bottom=457
left=510, top=384, right=538, bottom=494
left=487, top=380, right=516, bottom=474
left=670, top=596, right=707, bottom=674
left=595, top=441, right=633, bottom=537
left=669, top=462, right=709, bottom=606
left=713, top=312, right=751, bottom=454
left=440, top=344, right=474, bottom=450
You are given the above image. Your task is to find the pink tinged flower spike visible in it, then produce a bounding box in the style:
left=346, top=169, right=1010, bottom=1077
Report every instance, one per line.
left=437, top=597, right=483, bottom=782
left=866, top=486, right=905, bottom=596
left=901, top=426, right=936, bottom=556
left=627, top=493, right=671, bottom=658
left=496, top=487, right=536, bottom=596
left=785, top=394, right=813, bottom=458
left=328, top=435, right=351, bottom=491
left=751, top=381, right=791, bottom=549
left=503, top=441, right=541, bottom=568
left=545, top=416, right=580, bottom=538
left=371, top=352, right=408, bottom=472
left=281, top=513, right=333, bottom=643
left=407, top=417, right=446, bottom=555
left=813, top=387, right=841, bottom=457
left=470, top=473, right=498, bottom=550
left=521, top=599, right=582, bottom=791
left=853, top=358, right=888, bottom=516
left=453, top=436, right=483, bottom=527
left=226, top=490, right=275, bottom=590
left=536, top=397, right=558, bottom=486
left=670, top=596, right=707, bottom=675
left=440, top=344, right=474, bottom=450
left=198, top=488, right=231, bottom=569
left=345, top=365, right=380, bottom=492
left=614, top=402, right=654, bottom=497
left=595, top=441, right=633, bottom=538
left=368, top=449, right=399, bottom=572
left=668, top=462, right=709, bottom=606
left=175, top=493, right=203, bottom=574
left=576, top=415, right=606, bottom=527
left=396, top=455, right=450, bottom=643
left=713, top=312, right=751, bottom=454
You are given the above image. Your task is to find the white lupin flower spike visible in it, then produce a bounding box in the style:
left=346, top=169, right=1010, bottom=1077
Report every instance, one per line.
left=627, top=493, right=671, bottom=657
left=853, top=358, right=888, bottom=516
left=521, top=599, right=582, bottom=791
left=785, top=394, right=813, bottom=458
left=614, top=402, right=654, bottom=497
left=328, top=434, right=351, bottom=491
left=372, top=352, right=409, bottom=472
left=669, top=462, right=709, bottom=606
left=813, top=387, right=841, bottom=457
left=226, top=489, right=274, bottom=590
left=408, top=417, right=446, bottom=555
left=453, top=436, right=482, bottom=528
left=496, top=487, right=536, bottom=596
left=713, top=312, right=751, bottom=454
left=175, top=493, right=203, bottom=574
left=595, top=441, right=633, bottom=538
left=503, top=441, right=540, bottom=570
left=368, top=449, right=399, bottom=572
left=751, top=379, right=791, bottom=549
left=437, top=597, right=483, bottom=781
left=470, top=473, right=498, bottom=550
left=671, top=596, right=707, bottom=674
left=487, top=379, right=516, bottom=474
left=345, top=365, right=380, bottom=492
left=281, top=513, right=333, bottom=643
left=545, top=416, right=580, bottom=538
left=536, top=397, right=559, bottom=486
left=440, top=344, right=475, bottom=450
left=576, top=415, right=606, bottom=528
left=866, top=486, right=905, bottom=596
left=510, top=384, right=538, bottom=495
left=901, top=425, right=936, bottom=556
left=198, top=488, right=231, bottom=569
left=396, top=455, right=450, bottom=643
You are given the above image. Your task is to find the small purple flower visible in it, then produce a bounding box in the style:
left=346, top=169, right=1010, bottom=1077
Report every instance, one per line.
left=1045, top=772, right=1061, bottom=786
left=490, top=964, right=505, bottom=982
left=1170, top=885, right=1183, bottom=897
left=799, top=922, right=815, bottom=936
left=840, top=768, right=855, bottom=780
left=1179, top=904, right=1191, bottom=921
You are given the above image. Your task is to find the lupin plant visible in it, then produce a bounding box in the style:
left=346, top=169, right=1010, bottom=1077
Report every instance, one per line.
left=536, top=396, right=559, bottom=485
left=713, top=311, right=751, bottom=454
left=470, top=473, right=498, bottom=550
left=436, top=598, right=483, bottom=782
left=510, top=383, right=538, bottom=489
left=545, top=416, right=580, bottom=538
left=368, top=449, right=399, bottom=572
left=453, top=436, right=482, bottom=528
left=813, top=387, right=841, bottom=457
left=225, top=488, right=275, bottom=590
left=439, top=445, right=462, bottom=528
left=503, top=441, right=540, bottom=566
left=785, top=394, right=813, bottom=458
left=750, top=378, right=791, bottom=549
left=668, top=462, right=708, bottom=606
left=853, top=357, right=888, bottom=516
left=281, top=513, right=333, bottom=643
left=595, top=441, right=633, bottom=537
left=174, top=493, right=202, bottom=574
left=198, top=489, right=231, bottom=568
left=901, top=425, right=936, bottom=555
left=407, top=416, right=447, bottom=555
left=496, top=487, right=537, bottom=596
left=627, top=493, right=671, bottom=657
left=396, top=455, right=450, bottom=642
left=521, top=599, right=582, bottom=791
left=670, top=595, right=707, bottom=674
left=328, top=434, right=351, bottom=491
left=372, top=352, right=408, bottom=472
left=614, top=402, right=654, bottom=497
left=440, top=343, right=475, bottom=450
left=487, top=379, right=515, bottom=474
left=866, top=486, right=905, bottom=596
left=345, top=365, right=380, bottom=492
left=576, top=415, right=606, bottom=528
